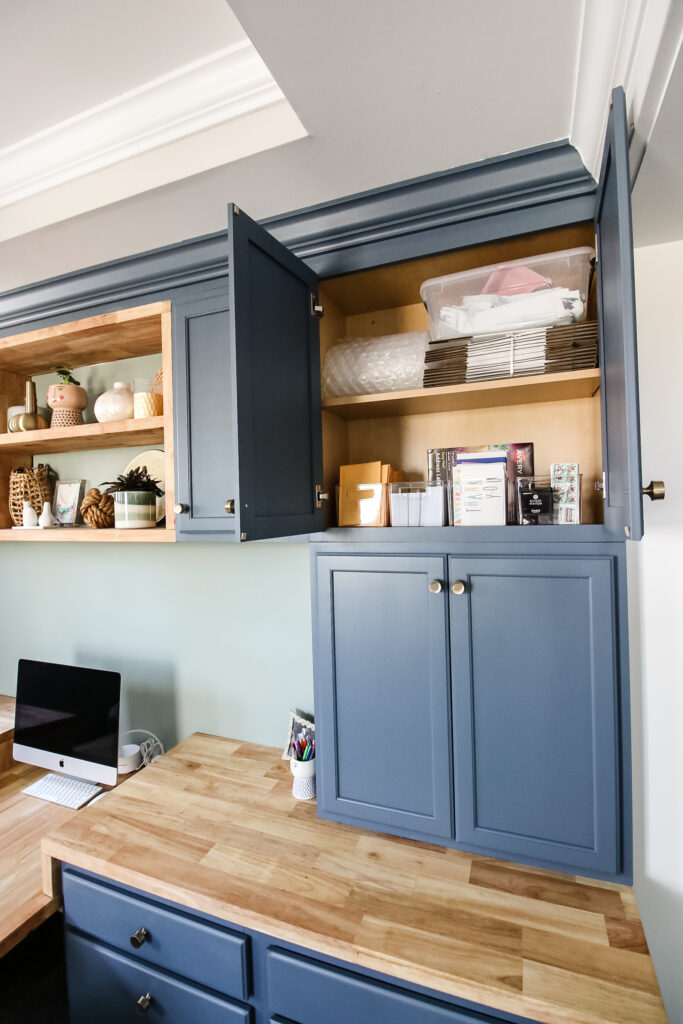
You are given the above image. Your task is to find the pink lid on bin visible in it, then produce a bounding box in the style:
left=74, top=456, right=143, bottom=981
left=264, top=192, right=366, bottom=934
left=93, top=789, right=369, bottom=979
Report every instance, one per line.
left=481, top=265, right=550, bottom=295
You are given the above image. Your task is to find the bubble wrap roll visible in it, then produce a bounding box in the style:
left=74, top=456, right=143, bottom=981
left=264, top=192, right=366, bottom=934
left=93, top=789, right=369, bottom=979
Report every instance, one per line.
left=322, top=332, right=429, bottom=399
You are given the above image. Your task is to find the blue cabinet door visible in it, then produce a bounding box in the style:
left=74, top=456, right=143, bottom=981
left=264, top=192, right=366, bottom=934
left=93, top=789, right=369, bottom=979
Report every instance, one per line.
left=449, top=556, right=619, bottom=874
left=596, top=86, right=644, bottom=540
left=173, top=287, right=241, bottom=539
left=228, top=204, right=324, bottom=541
left=314, top=554, right=453, bottom=839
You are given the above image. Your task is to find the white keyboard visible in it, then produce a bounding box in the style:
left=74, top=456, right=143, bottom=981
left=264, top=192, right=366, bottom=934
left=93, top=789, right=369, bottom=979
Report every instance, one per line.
left=22, top=773, right=103, bottom=809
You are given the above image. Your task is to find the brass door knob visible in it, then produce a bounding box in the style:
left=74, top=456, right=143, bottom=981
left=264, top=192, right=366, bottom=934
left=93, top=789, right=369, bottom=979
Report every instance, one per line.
left=224, top=499, right=235, bottom=515
left=642, top=480, right=665, bottom=501
left=428, top=580, right=442, bottom=594
left=136, top=993, right=152, bottom=1013
left=451, top=581, right=466, bottom=595
left=130, top=927, right=150, bottom=949
left=173, top=503, right=189, bottom=515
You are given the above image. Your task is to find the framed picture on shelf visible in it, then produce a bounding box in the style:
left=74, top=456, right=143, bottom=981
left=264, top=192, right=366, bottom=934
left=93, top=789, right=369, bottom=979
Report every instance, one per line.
left=53, top=480, right=85, bottom=526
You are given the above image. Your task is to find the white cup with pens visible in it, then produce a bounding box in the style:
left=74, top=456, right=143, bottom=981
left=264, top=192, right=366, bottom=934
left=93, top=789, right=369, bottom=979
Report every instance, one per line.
left=290, top=738, right=315, bottom=800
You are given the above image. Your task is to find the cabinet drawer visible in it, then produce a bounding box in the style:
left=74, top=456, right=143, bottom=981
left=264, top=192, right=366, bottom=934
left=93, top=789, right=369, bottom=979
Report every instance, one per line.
left=63, top=869, right=249, bottom=1001
left=266, top=948, right=515, bottom=1024
left=66, top=931, right=251, bottom=1024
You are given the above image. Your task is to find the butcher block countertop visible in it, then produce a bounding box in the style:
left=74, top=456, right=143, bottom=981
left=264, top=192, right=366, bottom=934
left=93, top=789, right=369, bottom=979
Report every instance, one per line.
left=42, top=733, right=666, bottom=1024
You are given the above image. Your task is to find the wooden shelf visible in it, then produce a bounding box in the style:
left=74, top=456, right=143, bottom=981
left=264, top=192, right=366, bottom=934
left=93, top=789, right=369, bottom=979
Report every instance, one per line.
left=0, top=417, right=164, bottom=455
left=0, top=302, right=170, bottom=375
left=0, top=527, right=175, bottom=542
left=322, top=369, right=601, bottom=420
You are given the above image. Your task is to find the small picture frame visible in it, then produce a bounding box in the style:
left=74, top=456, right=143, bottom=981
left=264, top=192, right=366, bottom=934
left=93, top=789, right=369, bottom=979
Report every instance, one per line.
left=53, top=480, right=85, bottom=526
left=282, top=709, right=315, bottom=760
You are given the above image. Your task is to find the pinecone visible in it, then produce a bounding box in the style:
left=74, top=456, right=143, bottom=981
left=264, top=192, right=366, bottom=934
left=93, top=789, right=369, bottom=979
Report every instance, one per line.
left=80, top=487, right=115, bottom=528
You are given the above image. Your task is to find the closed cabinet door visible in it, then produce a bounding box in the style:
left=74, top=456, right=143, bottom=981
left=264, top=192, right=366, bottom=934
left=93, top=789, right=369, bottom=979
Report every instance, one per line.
left=173, top=287, right=240, bottom=538
left=314, top=554, right=452, bottom=839
left=449, top=556, right=620, bottom=875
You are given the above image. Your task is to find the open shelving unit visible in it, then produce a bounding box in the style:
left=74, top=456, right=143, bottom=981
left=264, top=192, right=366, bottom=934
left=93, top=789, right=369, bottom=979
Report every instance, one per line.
left=0, top=302, right=175, bottom=542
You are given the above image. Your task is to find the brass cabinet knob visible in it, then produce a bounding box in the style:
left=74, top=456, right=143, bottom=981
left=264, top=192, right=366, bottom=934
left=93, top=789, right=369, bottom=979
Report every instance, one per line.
left=224, top=499, right=235, bottom=515
left=136, top=993, right=152, bottom=1013
left=642, top=480, right=665, bottom=501
left=451, top=581, right=466, bottom=595
left=173, top=503, right=189, bottom=515
left=428, top=580, right=442, bottom=594
left=130, top=927, right=150, bottom=949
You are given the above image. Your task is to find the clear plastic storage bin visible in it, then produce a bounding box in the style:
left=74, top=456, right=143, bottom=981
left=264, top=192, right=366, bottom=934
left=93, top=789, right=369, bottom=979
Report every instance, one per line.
left=420, top=247, right=594, bottom=340
left=389, top=481, right=446, bottom=526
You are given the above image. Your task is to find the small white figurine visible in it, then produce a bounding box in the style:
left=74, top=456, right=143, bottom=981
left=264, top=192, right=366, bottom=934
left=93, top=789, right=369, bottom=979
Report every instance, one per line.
left=22, top=500, right=39, bottom=527
left=38, top=501, right=56, bottom=528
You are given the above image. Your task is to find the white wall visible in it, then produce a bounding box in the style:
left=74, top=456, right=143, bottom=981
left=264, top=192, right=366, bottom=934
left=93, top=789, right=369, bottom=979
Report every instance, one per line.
left=631, top=239, right=683, bottom=1020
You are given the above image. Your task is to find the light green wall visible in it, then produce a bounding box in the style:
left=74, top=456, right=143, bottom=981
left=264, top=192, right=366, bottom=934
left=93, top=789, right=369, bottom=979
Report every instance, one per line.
left=0, top=540, right=314, bottom=751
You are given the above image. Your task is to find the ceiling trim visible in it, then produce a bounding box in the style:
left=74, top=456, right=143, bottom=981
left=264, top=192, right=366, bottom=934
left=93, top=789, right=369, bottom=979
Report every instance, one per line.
left=571, top=0, right=681, bottom=180
left=0, top=40, right=284, bottom=209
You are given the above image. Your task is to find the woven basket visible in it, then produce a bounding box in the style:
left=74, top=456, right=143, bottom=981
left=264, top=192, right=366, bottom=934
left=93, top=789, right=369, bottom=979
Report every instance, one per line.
left=9, top=464, right=54, bottom=526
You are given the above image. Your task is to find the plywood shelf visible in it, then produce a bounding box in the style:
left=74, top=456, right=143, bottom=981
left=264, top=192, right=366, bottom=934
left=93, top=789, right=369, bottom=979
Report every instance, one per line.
left=0, top=417, right=165, bottom=455
left=0, top=527, right=175, bottom=542
left=0, top=302, right=170, bottom=375
left=322, top=368, right=601, bottom=420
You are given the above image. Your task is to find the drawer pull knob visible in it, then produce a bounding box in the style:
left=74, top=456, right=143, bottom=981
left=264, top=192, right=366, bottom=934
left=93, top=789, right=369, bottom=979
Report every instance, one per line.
left=173, top=503, right=189, bottom=515
left=136, top=993, right=152, bottom=1013
left=451, top=581, right=466, bottom=595
left=130, top=927, right=150, bottom=949
left=428, top=579, right=442, bottom=594
left=642, top=480, right=665, bottom=501
left=225, top=498, right=235, bottom=514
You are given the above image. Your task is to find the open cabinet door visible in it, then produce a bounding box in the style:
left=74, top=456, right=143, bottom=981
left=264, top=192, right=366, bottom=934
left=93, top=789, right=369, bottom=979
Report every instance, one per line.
left=228, top=204, right=325, bottom=540
left=595, top=87, right=644, bottom=540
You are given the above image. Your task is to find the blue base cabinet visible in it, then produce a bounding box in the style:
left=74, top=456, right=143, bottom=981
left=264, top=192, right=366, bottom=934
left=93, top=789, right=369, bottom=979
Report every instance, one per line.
left=62, top=867, right=538, bottom=1024
left=312, top=544, right=630, bottom=881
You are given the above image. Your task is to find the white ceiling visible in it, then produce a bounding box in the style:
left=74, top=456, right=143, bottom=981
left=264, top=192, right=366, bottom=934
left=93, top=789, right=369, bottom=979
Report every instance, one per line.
left=0, top=0, right=680, bottom=291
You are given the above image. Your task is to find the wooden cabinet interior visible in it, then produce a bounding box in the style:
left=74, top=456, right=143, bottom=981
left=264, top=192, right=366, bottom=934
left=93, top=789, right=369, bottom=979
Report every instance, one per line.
left=318, top=222, right=604, bottom=526
left=0, top=302, right=175, bottom=540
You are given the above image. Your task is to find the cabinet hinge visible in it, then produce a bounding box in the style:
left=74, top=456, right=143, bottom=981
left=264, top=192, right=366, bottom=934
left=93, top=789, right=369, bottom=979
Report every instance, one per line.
left=240, top=532, right=247, bottom=541
left=310, top=294, right=324, bottom=319
left=315, top=484, right=330, bottom=509
left=233, top=204, right=240, bottom=216
left=625, top=525, right=631, bottom=538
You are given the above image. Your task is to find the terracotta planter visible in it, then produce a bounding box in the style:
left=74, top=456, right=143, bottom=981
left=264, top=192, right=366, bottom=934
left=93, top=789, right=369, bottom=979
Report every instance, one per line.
left=47, top=383, right=88, bottom=428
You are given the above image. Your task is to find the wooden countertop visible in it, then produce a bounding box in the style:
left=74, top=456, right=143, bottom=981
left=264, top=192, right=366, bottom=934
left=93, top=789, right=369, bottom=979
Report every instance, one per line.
left=42, top=733, right=667, bottom=1024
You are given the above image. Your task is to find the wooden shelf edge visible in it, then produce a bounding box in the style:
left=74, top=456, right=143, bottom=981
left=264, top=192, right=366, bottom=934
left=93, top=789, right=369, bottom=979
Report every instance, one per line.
left=0, top=417, right=165, bottom=455
left=0, top=527, right=176, bottom=542
left=322, top=369, right=601, bottom=419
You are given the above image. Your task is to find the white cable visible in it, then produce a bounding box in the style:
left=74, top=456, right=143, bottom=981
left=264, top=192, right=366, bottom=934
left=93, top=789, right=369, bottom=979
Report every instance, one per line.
left=120, top=729, right=165, bottom=765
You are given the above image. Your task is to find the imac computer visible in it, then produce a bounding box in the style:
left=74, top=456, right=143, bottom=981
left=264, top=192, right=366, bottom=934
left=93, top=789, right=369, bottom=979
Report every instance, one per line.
left=13, top=658, right=121, bottom=787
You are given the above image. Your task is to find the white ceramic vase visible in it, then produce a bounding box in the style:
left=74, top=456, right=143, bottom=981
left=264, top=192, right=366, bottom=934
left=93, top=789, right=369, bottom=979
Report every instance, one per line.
left=22, top=500, right=38, bottom=527
left=38, top=501, right=56, bottom=528
left=94, top=382, right=134, bottom=423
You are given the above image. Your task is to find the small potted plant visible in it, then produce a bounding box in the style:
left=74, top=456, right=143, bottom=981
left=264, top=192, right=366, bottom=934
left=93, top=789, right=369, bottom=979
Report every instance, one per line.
left=102, top=466, right=163, bottom=530
left=47, top=367, right=88, bottom=428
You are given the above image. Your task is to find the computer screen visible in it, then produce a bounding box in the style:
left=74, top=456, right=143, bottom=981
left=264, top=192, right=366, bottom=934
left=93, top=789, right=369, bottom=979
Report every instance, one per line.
left=13, top=659, right=121, bottom=786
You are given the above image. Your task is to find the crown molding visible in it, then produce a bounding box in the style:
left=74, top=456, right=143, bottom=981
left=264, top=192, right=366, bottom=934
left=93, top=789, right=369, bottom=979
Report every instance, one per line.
left=0, top=41, right=284, bottom=209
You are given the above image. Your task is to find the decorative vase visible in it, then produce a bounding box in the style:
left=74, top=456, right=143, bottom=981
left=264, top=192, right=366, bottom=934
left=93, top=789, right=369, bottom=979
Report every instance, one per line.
left=22, top=500, right=39, bottom=527
left=47, top=382, right=88, bottom=428
left=94, top=382, right=134, bottom=423
left=113, top=491, right=156, bottom=529
left=133, top=378, right=163, bottom=419
left=8, top=382, right=49, bottom=432
left=38, top=501, right=56, bottom=528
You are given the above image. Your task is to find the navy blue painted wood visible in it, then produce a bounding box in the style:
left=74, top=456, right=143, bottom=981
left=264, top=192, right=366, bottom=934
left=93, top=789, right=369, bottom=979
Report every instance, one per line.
left=314, top=554, right=452, bottom=838
left=65, top=931, right=251, bottom=1024
left=228, top=204, right=324, bottom=541
left=62, top=868, right=249, bottom=1000
left=596, top=87, right=644, bottom=541
left=450, top=555, right=619, bottom=874
left=172, top=288, right=241, bottom=539
left=266, top=947, right=522, bottom=1024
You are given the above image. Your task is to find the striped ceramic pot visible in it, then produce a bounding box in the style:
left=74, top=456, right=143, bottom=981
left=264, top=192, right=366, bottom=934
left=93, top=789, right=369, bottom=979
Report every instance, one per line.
left=114, top=491, right=156, bottom=529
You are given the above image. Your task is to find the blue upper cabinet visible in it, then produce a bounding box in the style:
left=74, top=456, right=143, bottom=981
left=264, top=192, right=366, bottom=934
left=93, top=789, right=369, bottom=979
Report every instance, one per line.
left=595, top=87, right=644, bottom=540
left=173, top=206, right=324, bottom=541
